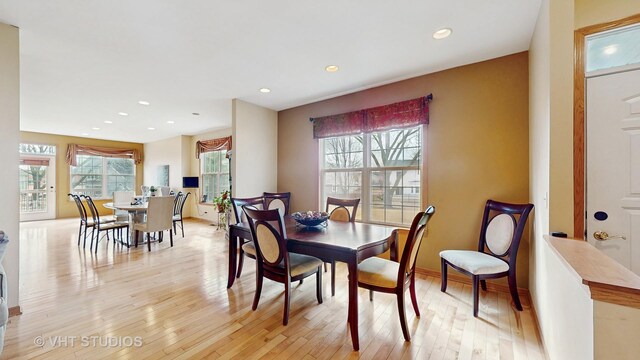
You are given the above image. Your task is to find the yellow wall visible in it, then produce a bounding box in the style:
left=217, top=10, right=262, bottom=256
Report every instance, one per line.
left=20, top=131, right=144, bottom=218
left=575, top=0, right=640, bottom=29
left=278, top=52, right=530, bottom=286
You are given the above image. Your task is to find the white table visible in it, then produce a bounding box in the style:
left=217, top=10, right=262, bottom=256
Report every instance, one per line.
left=103, top=202, right=147, bottom=246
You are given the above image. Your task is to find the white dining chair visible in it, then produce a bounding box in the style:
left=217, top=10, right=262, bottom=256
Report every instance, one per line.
left=133, top=196, right=174, bottom=251
left=160, top=186, right=171, bottom=196
left=113, top=191, right=135, bottom=221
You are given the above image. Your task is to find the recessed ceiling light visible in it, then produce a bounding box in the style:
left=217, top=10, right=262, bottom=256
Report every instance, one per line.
left=138, top=100, right=150, bottom=106
left=91, top=127, right=100, bottom=130
left=603, top=45, right=618, bottom=55
left=192, top=112, right=200, bottom=116
left=147, top=127, right=155, bottom=130
left=167, top=120, right=175, bottom=124
left=82, top=133, right=89, bottom=136
left=433, top=28, right=452, bottom=40
left=104, top=120, right=113, bottom=124
left=117, top=112, right=128, bottom=116
left=325, top=65, right=339, bottom=72
left=259, top=88, right=271, bottom=93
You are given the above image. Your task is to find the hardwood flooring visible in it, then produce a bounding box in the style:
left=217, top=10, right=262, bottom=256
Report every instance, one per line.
left=3, top=218, right=545, bottom=359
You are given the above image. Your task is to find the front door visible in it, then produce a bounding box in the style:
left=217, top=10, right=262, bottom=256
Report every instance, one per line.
left=586, top=68, right=640, bottom=275
left=19, top=155, right=56, bottom=221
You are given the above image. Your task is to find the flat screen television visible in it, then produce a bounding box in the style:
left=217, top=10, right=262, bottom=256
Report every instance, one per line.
left=182, top=176, right=199, bottom=188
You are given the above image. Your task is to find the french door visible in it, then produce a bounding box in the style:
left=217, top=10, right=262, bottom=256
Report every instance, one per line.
left=19, top=155, right=56, bottom=221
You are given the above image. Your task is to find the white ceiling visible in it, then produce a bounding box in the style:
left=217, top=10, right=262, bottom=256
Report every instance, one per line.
left=0, top=0, right=542, bottom=144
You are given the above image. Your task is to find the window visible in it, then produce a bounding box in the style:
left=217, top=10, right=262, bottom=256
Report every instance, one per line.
left=70, top=155, right=135, bottom=199
left=321, top=126, right=422, bottom=226
left=200, top=150, right=230, bottom=203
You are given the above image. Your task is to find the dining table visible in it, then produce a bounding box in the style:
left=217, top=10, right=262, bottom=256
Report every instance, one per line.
left=228, top=216, right=398, bottom=351
left=103, top=202, right=148, bottom=246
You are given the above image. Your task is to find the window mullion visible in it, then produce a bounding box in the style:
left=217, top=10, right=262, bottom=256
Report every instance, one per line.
left=102, top=158, right=108, bottom=199
left=362, top=134, right=370, bottom=222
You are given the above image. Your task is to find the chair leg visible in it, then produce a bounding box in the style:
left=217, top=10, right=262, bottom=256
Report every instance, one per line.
left=147, top=233, right=152, bottom=252
left=237, top=249, right=245, bottom=279
left=283, top=278, right=291, bottom=326
left=77, top=223, right=82, bottom=246
left=410, top=273, right=420, bottom=317
left=83, top=226, right=89, bottom=248
left=480, top=280, right=487, bottom=291
left=369, top=290, right=374, bottom=301
left=134, top=230, right=139, bottom=248
left=440, top=258, right=448, bottom=292
left=316, top=267, right=323, bottom=304
left=180, top=219, right=184, bottom=237
left=169, top=229, right=173, bottom=247
left=508, top=273, right=523, bottom=311
left=397, top=292, right=410, bottom=341
left=252, top=267, right=263, bottom=311
left=472, top=275, right=479, bottom=317
left=324, top=263, right=328, bottom=272
left=331, top=261, right=336, bottom=297
left=94, top=231, right=99, bottom=254
left=173, top=221, right=177, bottom=235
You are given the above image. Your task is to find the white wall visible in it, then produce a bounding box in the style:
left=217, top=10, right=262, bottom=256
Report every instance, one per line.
left=0, top=22, right=20, bottom=308
left=144, top=136, right=186, bottom=190
left=231, top=99, right=278, bottom=198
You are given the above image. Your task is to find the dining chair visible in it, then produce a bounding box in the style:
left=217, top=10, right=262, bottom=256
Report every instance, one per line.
left=231, top=196, right=265, bottom=278
left=357, top=205, right=435, bottom=341
left=325, top=197, right=360, bottom=296
left=263, top=192, right=291, bottom=216
left=243, top=206, right=323, bottom=325
left=160, top=186, right=171, bottom=196
left=113, top=190, right=135, bottom=221
left=82, top=195, right=129, bottom=254
left=440, top=200, right=533, bottom=317
left=69, top=194, right=104, bottom=248
left=134, top=196, right=175, bottom=252
left=172, top=192, right=190, bottom=237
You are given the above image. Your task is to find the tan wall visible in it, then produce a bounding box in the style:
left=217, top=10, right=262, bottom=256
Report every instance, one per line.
left=0, top=22, right=20, bottom=308
left=575, top=0, right=640, bottom=29
left=278, top=52, right=530, bottom=286
left=20, top=131, right=144, bottom=218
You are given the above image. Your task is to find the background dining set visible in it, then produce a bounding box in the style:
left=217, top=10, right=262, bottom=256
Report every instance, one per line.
left=68, top=188, right=190, bottom=253
left=228, top=191, right=436, bottom=350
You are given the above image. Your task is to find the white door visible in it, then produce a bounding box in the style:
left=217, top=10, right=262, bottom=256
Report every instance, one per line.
left=586, top=68, right=640, bottom=275
left=19, top=155, right=56, bottom=221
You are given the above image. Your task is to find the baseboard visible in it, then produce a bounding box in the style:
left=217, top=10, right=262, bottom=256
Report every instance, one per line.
left=415, top=267, right=530, bottom=299
left=9, top=306, right=22, bottom=317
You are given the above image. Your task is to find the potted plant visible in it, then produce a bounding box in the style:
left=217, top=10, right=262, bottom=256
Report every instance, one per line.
left=213, top=191, right=231, bottom=230
left=149, top=186, right=158, bottom=197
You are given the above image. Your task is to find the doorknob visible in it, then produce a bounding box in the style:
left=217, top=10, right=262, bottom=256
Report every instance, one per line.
left=593, top=231, right=626, bottom=241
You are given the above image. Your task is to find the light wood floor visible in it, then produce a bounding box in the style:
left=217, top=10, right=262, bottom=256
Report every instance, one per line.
left=3, top=218, right=545, bottom=359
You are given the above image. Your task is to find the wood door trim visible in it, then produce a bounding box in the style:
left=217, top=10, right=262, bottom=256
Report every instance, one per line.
left=574, top=13, right=640, bottom=239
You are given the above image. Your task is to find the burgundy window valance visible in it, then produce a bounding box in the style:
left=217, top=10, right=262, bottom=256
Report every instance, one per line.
left=195, top=136, right=232, bottom=159
left=311, top=94, right=432, bottom=139
left=66, top=144, right=142, bottom=167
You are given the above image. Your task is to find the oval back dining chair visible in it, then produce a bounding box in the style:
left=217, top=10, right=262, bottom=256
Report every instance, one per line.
left=231, top=196, right=265, bottom=278
left=325, top=197, right=361, bottom=296
left=440, top=200, right=533, bottom=317
left=263, top=192, right=291, bottom=216
left=357, top=205, right=435, bottom=341
left=243, top=207, right=323, bottom=325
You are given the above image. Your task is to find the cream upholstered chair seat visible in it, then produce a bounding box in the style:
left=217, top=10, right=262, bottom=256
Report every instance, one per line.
left=133, top=196, right=175, bottom=251
left=358, top=257, right=399, bottom=288
left=241, top=241, right=256, bottom=256
left=288, top=253, right=324, bottom=277
left=439, top=250, right=509, bottom=275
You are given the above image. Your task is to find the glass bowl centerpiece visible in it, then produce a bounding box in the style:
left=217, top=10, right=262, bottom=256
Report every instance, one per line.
left=291, top=211, right=329, bottom=227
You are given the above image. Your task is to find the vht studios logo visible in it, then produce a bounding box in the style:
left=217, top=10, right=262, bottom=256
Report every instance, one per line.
left=34, top=335, right=143, bottom=348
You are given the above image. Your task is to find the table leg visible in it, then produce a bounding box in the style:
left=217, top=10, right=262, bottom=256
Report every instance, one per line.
left=347, top=255, right=360, bottom=351
left=227, top=229, right=238, bottom=288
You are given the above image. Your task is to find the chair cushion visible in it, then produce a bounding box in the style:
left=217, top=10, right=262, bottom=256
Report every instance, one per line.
left=99, top=221, right=129, bottom=231
left=241, top=241, right=256, bottom=256
left=439, top=250, right=509, bottom=275
left=172, top=215, right=182, bottom=221
left=358, top=257, right=399, bottom=288
left=288, top=253, right=323, bottom=277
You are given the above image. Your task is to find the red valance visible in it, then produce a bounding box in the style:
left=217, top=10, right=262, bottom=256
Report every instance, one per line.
left=66, top=144, right=142, bottom=167
left=311, top=95, right=431, bottom=139
left=195, top=136, right=232, bottom=159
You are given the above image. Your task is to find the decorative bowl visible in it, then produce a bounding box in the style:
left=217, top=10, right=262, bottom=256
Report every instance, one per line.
left=291, top=211, right=329, bottom=227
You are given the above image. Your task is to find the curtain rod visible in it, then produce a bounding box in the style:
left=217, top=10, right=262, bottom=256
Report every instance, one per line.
left=309, top=93, right=433, bottom=122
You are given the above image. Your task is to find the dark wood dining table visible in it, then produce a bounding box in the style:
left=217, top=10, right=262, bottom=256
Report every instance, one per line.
left=227, top=216, right=397, bottom=351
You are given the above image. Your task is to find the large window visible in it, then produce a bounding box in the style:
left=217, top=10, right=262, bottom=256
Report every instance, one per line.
left=201, top=150, right=230, bottom=203
left=321, top=126, right=422, bottom=226
left=70, top=155, right=135, bottom=199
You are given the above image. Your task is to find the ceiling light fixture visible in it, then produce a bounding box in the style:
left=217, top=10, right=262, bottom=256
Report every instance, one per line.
left=433, top=28, right=452, bottom=39
left=167, top=120, right=175, bottom=124
left=104, top=120, right=113, bottom=124
left=259, top=88, right=271, bottom=93
left=91, top=127, right=100, bottom=130
left=138, top=100, right=150, bottom=106
left=325, top=65, right=339, bottom=72
left=147, top=127, right=155, bottom=130
left=82, top=133, right=89, bottom=136
left=117, top=112, right=128, bottom=116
